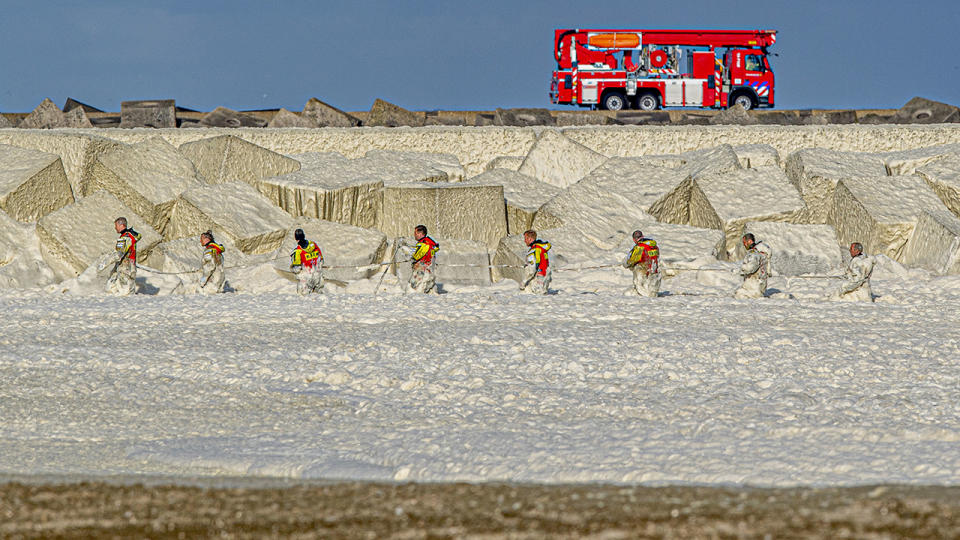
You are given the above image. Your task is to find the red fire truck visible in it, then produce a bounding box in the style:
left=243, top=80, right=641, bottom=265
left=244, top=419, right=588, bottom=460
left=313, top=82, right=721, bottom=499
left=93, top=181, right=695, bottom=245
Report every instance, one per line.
left=549, top=28, right=777, bottom=111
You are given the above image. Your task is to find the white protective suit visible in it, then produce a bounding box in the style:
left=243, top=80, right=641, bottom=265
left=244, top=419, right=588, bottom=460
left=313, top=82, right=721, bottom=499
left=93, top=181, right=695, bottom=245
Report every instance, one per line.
left=198, top=242, right=226, bottom=294
left=521, top=240, right=552, bottom=295
left=734, top=241, right=772, bottom=299
left=622, top=240, right=661, bottom=298
left=290, top=240, right=324, bottom=295
left=835, top=253, right=874, bottom=302
left=104, top=231, right=138, bottom=296
left=399, top=236, right=440, bottom=294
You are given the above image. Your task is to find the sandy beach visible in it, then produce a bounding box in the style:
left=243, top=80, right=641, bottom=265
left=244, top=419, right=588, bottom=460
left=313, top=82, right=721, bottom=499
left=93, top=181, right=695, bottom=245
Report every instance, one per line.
left=3, top=479, right=959, bottom=538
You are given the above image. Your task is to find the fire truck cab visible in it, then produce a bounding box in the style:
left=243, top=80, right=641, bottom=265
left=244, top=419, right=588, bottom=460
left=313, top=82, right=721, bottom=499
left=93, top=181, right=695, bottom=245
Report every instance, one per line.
left=550, top=28, right=777, bottom=111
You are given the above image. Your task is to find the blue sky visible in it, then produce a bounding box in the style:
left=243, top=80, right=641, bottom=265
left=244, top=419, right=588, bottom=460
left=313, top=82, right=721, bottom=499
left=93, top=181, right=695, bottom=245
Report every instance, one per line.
left=1, top=0, right=957, bottom=113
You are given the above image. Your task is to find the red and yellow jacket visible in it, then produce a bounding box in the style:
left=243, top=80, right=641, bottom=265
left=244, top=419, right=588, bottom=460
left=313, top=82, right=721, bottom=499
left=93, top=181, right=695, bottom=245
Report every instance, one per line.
left=203, top=241, right=224, bottom=265
left=526, top=240, right=551, bottom=276
left=116, top=228, right=141, bottom=262
left=412, top=236, right=439, bottom=267
left=291, top=241, right=322, bottom=269
left=626, top=238, right=659, bottom=274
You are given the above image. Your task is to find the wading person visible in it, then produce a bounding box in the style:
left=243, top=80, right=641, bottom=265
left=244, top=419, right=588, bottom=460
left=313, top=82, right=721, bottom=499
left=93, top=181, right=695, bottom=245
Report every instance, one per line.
left=734, top=233, right=771, bottom=299
left=622, top=229, right=661, bottom=298
left=198, top=230, right=225, bottom=294
left=105, top=216, right=140, bottom=296
left=401, top=224, right=440, bottom=294
left=290, top=228, right=324, bottom=295
left=834, top=242, right=874, bottom=302
left=520, top=229, right=551, bottom=295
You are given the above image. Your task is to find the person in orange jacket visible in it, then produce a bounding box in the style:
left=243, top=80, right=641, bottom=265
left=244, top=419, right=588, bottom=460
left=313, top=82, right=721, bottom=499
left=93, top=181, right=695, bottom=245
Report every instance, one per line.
left=400, top=224, right=440, bottom=294
left=622, top=229, right=661, bottom=297
left=290, top=228, right=324, bottom=295
left=104, top=216, right=140, bottom=296
left=198, top=230, right=225, bottom=294
left=521, top=229, right=551, bottom=295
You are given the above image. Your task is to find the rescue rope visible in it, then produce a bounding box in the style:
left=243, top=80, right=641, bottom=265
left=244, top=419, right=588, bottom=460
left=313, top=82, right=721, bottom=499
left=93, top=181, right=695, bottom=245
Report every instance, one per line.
left=133, top=251, right=847, bottom=285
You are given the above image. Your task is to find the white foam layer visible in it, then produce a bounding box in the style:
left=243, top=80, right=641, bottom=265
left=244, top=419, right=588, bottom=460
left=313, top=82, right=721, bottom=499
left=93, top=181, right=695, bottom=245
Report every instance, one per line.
left=1, top=282, right=959, bottom=486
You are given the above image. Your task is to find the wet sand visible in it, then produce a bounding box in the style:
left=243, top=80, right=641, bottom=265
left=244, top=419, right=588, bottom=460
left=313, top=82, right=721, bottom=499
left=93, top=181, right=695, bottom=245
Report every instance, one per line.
left=2, top=480, right=958, bottom=538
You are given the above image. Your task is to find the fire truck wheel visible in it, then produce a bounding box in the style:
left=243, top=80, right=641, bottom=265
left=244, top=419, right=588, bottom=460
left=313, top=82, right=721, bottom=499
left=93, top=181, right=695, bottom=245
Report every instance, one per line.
left=730, top=93, right=756, bottom=110
left=635, top=93, right=659, bottom=111
left=601, top=91, right=627, bottom=111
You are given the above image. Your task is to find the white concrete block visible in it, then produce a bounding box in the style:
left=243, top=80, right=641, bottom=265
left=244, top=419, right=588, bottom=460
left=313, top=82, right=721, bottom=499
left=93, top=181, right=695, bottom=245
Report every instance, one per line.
left=178, top=134, right=300, bottom=186
left=365, top=149, right=465, bottom=182
left=737, top=222, right=843, bottom=276
left=257, top=152, right=381, bottom=229
left=18, top=99, right=66, bottom=129
left=463, top=169, right=561, bottom=235
left=785, top=148, right=888, bottom=223
left=532, top=178, right=649, bottom=250
left=431, top=237, right=492, bottom=286
left=89, top=137, right=203, bottom=234
left=732, top=144, right=781, bottom=169
left=829, top=175, right=951, bottom=261
left=879, top=144, right=960, bottom=175
left=0, top=132, right=127, bottom=198
left=168, top=182, right=294, bottom=254
left=687, top=167, right=805, bottom=259
left=517, top=130, right=606, bottom=189
left=36, top=190, right=161, bottom=276
left=0, top=143, right=74, bottom=222
left=483, top=155, right=524, bottom=172
left=0, top=209, right=57, bottom=288
left=266, top=108, right=315, bottom=128
left=379, top=183, right=507, bottom=249
left=64, top=107, right=94, bottom=129
left=630, top=154, right=687, bottom=169
left=901, top=210, right=960, bottom=275
left=490, top=233, right=528, bottom=284
left=680, top=144, right=744, bottom=178
left=360, top=152, right=449, bottom=186
left=647, top=145, right=743, bottom=225
left=571, top=158, right=689, bottom=225
left=277, top=217, right=387, bottom=282
left=916, top=153, right=960, bottom=219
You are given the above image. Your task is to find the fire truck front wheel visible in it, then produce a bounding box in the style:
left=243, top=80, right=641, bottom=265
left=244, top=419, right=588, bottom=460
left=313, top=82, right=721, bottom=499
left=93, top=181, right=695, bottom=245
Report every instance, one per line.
left=729, top=92, right=757, bottom=110
left=635, top=93, right=660, bottom=111
left=600, top=91, right=627, bottom=111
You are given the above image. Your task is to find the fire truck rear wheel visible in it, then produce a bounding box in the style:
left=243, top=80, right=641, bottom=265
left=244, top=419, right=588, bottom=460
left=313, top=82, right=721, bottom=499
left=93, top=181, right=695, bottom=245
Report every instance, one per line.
left=730, top=93, right=756, bottom=110
left=635, top=93, right=659, bottom=111
left=601, top=92, right=627, bottom=111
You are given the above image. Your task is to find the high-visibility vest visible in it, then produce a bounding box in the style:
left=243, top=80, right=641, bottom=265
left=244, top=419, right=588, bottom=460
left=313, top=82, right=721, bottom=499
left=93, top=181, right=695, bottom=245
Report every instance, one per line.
left=204, top=241, right=224, bottom=265
left=117, top=229, right=141, bottom=262
left=528, top=240, right=551, bottom=276
left=291, top=241, right=322, bottom=269
left=412, top=236, right=439, bottom=266
left=628, top=238, right=659, bottom=274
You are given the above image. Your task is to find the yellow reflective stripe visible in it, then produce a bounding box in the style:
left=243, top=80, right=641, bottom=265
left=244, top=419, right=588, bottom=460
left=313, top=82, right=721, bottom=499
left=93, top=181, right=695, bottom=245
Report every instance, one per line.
left=413, top=242, right=429, bottom=261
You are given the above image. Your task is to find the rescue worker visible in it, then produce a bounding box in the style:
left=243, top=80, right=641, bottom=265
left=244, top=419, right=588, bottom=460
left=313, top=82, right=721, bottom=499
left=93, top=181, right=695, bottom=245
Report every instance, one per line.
left=104, top=216, right=140, bottom=296
left=734, top=233, right=771, bottom=299
left=622, top=229, right=661, bottom=297
left=520, top=229, right=551, bottom=295
left=400, top=224, right=440, bottom=294
left=834, top=242, right=874, bottom=302
left=290, top=228, right=324, bottom=295
left=198, top=230, right=225, bottom=294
